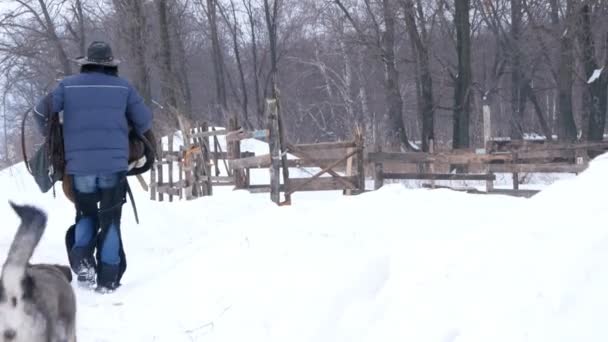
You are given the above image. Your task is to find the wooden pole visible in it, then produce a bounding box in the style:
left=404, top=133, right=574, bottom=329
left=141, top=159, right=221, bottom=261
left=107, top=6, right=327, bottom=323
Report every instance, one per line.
left=267, top=98, right=281, bottom=204
left=168, top=134, right=174, bottom=202
left=202, top=122, right=213, bottom=196
left=373, top=145, right=384, bottom=190
left=228, top=116, right=247, bottom=189
left=344, top=146, right=354, bottom=196
left=276, top=97, right=291, bottom=205
left=150, top=147, right=157, bottom=201
left=178, top=148, right=184, bottom=200
left=512, top=152, right=519, bottom=190
left=355, top=126, right=365, bottom=194
left=483, top=101, right=494, bottom=192
left=429, top=138, right=436, bottom=189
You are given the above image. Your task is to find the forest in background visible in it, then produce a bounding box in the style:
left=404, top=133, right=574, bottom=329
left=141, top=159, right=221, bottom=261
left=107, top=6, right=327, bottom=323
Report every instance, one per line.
left=0, top=0, right=607, bottom=166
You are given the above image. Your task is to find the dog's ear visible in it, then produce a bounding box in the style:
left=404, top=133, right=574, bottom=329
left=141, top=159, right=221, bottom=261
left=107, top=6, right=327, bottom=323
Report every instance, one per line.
left=54, top=265, right=73, bottom=283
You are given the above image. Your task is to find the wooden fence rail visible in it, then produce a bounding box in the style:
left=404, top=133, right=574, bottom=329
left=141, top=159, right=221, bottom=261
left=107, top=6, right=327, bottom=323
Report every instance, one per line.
left=368, top=138, right=607, bottom=196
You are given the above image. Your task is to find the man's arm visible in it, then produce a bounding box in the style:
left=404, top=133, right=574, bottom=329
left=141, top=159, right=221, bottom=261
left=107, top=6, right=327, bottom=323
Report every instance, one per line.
left=33, top=82, right=64, bottom=135
left=126, top=85, right=153, bottom=136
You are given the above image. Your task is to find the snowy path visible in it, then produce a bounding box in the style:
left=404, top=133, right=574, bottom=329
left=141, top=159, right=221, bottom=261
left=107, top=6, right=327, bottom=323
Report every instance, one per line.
left=0, top=152, right=607, bottom=341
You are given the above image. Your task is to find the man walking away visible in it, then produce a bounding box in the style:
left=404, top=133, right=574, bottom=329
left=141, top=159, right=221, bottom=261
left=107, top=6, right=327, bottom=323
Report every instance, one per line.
left=34, top=41, right=153, bottom=293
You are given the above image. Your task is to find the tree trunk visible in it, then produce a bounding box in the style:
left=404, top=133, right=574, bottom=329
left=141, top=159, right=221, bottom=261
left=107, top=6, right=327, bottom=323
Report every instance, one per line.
left=173, top=21, right=193, bottom=121
left=263, top=0, right=279, bottom=98
left=578, top=4, right=608, bottom=142
left=113, top=0, right=152, bottom=105
left=75, top=0, right=86, bottom=56
left=381, top=0, right=413, bottom=151
left=552, top=0, right=577, bottom=142
left=339, top=37, right=356, bottom=126
left=525, top=82, right=553, bottom=140
left=402, top=0, right=434, bottom=152
left=453, top=0, right=471, bottom=149
left=509, top=0, right=524, bottom=139
left=221, top=0, right=251, bottom=128
left=157, top=0, right=179, bottom=113
left=38, top=0, right=72, bottom=75
left=243, top=0, right=264, bottom=127
left=206, top=0, right=228, bottom=124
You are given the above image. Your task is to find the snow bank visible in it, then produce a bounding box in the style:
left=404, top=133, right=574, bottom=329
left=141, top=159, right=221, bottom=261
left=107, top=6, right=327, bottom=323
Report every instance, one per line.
left=0, top=148, right=607, bottom=341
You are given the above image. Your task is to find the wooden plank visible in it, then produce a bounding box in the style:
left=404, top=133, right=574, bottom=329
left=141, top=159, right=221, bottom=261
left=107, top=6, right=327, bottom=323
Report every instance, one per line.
left=382, top=173, right=496, bottom=181
left=226, top=129, right=268, bottom=142
left=207, top=151, right=255, bottom=159
left=155, top=185, right=182, bottom=196
left=487, top=189, right=540, bottom=198
left=291, top=140, right=357, bottom=152
left=210, top=176, right=234, bottom=182
left=515, top=149, right=574, bottom=160
left=168, top=135, right=174, bottom=202
left=286, top=149, right=358, bottom=196
left=286, top=143, right=356, bottom=190
left=248, top=176, right=359, bottom=193
left=421, top=184, right=540, bottom=198
left=229, top=154, right=271, bottom=169
left=213, top=182, right=235, bottom=186
left=190, top=129, right=228, bottom=138
left=488, top=163, right=587, bottom=173
left=367, top=151, right=512, bottom=164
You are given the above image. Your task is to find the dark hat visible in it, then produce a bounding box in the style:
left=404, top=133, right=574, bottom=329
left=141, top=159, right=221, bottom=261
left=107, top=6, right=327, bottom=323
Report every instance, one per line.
left=74, top=41, right=120, bottom=67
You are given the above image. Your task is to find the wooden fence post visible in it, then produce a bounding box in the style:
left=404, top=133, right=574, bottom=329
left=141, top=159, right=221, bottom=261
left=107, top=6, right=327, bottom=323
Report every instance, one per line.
left=355, top=126, right=365, bottom=194
left=201, top=122, right=213, bottom=196
left=373, top=145, right=384, bottom=190
left=512, top=151, right=519, bottom=190
left=150, top=147, right=157, bottom=201
left=276, top=99, right=291, bottom=205
left=178, top=147, right=184, bottom=200
left=158, top=153, right=164, bottom=202
left=168, top=135, right=174, bottom=202
left=228, top=116, right=247, bottom=189
left=483, top=102, right=494, bottom=192
left=267, top=99, right=281, bottom=204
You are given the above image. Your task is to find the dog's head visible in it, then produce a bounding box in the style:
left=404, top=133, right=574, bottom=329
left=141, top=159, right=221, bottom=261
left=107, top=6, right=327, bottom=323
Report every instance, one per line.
left=0, top=273, right=46, bottom=341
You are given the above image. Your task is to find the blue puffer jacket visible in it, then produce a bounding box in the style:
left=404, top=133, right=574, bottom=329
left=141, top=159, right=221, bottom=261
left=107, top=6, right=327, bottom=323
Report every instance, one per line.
left=34, top=71, right=153, bottom=175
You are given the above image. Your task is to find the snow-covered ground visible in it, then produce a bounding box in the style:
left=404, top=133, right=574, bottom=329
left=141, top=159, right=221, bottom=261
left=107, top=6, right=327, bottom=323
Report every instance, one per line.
left=0, top=137, right=607, bottom=341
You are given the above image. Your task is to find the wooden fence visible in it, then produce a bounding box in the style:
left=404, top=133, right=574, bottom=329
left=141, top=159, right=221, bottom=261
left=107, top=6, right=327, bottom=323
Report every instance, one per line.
left=149, top=122, right=254, bottom=201
left=367, top=139, right=608, bottom=197
left=228, top=99, right=366, bottom=205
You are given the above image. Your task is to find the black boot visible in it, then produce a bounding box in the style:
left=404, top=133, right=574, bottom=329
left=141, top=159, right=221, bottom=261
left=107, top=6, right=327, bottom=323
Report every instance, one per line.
left=96, top=263, right=121, bottom=294
left=69, top=246, right=96, bottom=287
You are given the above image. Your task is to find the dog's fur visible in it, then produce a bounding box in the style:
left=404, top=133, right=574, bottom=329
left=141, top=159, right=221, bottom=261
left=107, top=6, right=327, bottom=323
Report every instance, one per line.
left=0, top=203, right=76, bottom=342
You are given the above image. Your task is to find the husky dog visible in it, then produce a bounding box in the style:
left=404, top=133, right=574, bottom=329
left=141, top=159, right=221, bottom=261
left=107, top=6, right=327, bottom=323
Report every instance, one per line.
left=0, top=203, right=76, bottom=342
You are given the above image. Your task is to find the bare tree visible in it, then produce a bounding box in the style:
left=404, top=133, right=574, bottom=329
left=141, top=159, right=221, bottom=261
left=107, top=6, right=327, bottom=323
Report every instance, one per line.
left=401, top=0, right=434, bottom=151
left=552, top=0, right=577, bottom=141
left=156, top=0, right=182, bottom=119
left=453, top=0, right=472, bottom=149
left=577, top=3, right=608, bottom=142
left=333, top=0, right=416, bottom=150
left=205, top=0, right=228, bottom=123
left=218, top=0, right=252, bottom=128
left=112, top=0, right=152, bottom=104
